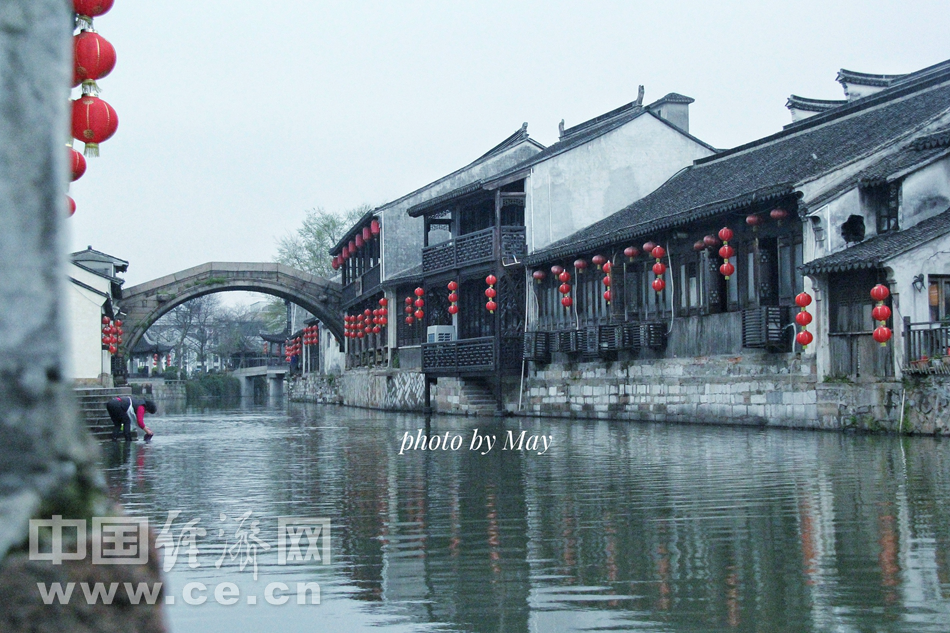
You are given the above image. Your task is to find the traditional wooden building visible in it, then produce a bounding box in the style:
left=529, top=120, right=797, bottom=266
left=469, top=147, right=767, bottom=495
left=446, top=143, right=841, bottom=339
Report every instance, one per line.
left=519, top=59, right=950, bottom=427
left=409, top=90, right=716, bottom=410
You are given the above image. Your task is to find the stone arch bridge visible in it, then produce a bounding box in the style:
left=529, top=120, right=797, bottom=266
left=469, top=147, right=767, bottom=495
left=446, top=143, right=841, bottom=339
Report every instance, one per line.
left=119, top=262, right=342, bottom=352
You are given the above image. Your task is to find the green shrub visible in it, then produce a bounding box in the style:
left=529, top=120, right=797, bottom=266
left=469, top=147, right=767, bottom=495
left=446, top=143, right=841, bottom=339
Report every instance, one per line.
left=185, top=373, right=241, bottom=403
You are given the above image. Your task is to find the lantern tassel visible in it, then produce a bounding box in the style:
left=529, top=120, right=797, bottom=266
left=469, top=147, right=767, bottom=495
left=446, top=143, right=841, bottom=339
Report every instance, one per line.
left=75, top=15, right=94, bottom=31
left=84, top=142, right=99, bottom=158
left=81, top=80, right=101, bottom=97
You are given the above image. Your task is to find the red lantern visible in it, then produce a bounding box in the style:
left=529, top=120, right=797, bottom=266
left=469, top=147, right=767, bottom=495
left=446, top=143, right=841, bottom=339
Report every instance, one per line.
left=115, top=319, right=122, bottom=327
left=73, top=31, right=116, bottom=93
left=703, top=235, right=720, bottom=248
left=357, top=331, right=365, bottom=339
left=796, top=330, right=814, bottom=347
left=795, top=311, right=813, bottom=327
left=108, top=345, right=117, bottom=355
left=67, top=195, right=76, bottom=217
left=720, top=262, right=735, bottom=278
left=532, top=270, right=545, bottom=283
left=873, top=326, right=893, bottom=345
left=373, top=326, right=381, bottom=334
left=870, top=284, right=890, bottom=302
left=71, top=95, right=117, bottom=157
left=342, top=246, right=349, bottom=260
left=558, top=271, right=571, bottom=283
left=718, top=227, right=734, bottom=242
left=349, top=240, right=356, bottom=255
left=551, top=265, right=564, bottom=276
left=602, top=261, right=612, bottom=274
left=448, top=304, right=459, bottom=315
left=363, top=226, right=372, bottom=241
left=405, top=305, right=413, bottom=314
left=414, top=309, right=424, bottom=320
left=652, top=277, right=666, bottom=292
left=101, top=315, right=110, bottom=325
left=355, top=234, right=364, bottom=249
left=592, top=255, right=606, bottom=269
left=643, top=241, right=657, bottom=254
left=486, top=300, right=497, bottom=313
left=370, top=219, right=380, bottom=236
left=405, top=296, right=413, bottom=304
left=770, top=209, right=788, bottom=223
left=602, top=276, right=611, bottom=286
left=414, top=298, right=424, bottom=308
left=652, top=262, right=666, bottom=276
left=69, top=147, right=86, bottom=182
left=872, top=305, right=891, bottom=322
left=364, top=308, right=371, bottom=316
left=73, top=0, right=115, bottom=20
left=558, top=283, right=571, bottom=295
left=485, top=274, right=497, bottom=286
left=624, top=246, right=639, bottom=260
left=379, top=297, right=388, bottom=307
left=448, top=292, right=458, bottom=302
left=561, top=296, right=573, bottom=308
left=746, top=214, right=763, bottom=229
left=331, top=256, right=340, bottom=270
left=718, top=244, right=736, bottom=259
left=405, top=316, right=414, bottom=325
left=485, top=287, right=496, bottom=299
left=693, top=240, right=705, bottom=251
left=651, top=245, right=666, bottom=260
left=795, top=292, right=812, bottom=308
left=574, top=259, right=587, bottom=272
left=447, top=281, right=458, bottom=291
left=603, top=290, right=612, bottom=303
left=415, top=287, right=425, bottom=297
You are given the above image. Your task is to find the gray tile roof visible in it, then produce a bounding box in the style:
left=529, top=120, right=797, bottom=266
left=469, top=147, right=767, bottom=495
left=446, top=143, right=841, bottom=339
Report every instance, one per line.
left=801, top=207, right=950, bottom=274
left=526, top=64, right=950, bottom=265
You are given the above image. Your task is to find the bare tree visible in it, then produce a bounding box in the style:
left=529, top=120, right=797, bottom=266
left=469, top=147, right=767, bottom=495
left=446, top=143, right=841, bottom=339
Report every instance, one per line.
left=275, top=204, right=372, bottom=278
left=153, top=294, right=220, bottom=373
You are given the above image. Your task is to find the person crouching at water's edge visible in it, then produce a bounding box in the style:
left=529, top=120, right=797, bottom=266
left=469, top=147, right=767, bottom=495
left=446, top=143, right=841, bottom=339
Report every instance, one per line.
left=107, top=396, right=156, bottom=442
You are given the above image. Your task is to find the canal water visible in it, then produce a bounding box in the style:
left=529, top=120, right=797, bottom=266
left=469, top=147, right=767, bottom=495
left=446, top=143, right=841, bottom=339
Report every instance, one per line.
left=100, top=401, right=950, bottom=633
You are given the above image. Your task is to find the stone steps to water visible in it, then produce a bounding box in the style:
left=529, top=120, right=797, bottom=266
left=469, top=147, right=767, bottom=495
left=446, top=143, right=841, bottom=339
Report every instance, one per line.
left=458, top=379, right=497, bottom=414
left=73, top=386, right=136, bottom=439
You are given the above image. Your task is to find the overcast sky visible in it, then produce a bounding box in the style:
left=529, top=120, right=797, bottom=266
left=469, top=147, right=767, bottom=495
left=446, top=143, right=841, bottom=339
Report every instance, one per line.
left=67, top=1, right=949, bottom=293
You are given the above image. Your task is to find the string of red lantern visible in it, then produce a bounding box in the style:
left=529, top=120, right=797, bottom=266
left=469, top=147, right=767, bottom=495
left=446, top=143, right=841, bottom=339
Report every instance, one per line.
left=404, top=296, right=415, bottom=325
left=795, top=292, right=813, bottom=348
left=624, top=246, right=639, bottom=262
left=602, top=259, right=612, bottom=304
left=649, top=244, right=666, bottom=292
left=871, top=284, right=892, bottom=346
left=556, top=267, right=572, bottom=308
left=447, top=281, right=459, bottom=315
left=532, top=269, right=545, bottom=284
left=718, top=227, right=735, bottom=279
left=414, top=287, right=425, bottom=321
left=485, top=275, right=497, bottom=313
left=101, top=315, right=122, bottom=355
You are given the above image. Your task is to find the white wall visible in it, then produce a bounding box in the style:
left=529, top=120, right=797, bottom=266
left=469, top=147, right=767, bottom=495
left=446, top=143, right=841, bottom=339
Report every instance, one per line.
left=526, top=114, right=714, bottom=253
left=901, top=155, right=950, bottom=228
left=65, top=266, right=111, bottom=382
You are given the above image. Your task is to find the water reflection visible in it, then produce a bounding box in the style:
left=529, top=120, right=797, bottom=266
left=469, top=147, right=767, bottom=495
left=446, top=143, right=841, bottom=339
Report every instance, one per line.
left=99, top=401, right=950, bottom=633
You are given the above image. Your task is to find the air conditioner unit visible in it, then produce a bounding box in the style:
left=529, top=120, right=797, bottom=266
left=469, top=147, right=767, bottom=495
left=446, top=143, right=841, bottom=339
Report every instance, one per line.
left=426, top=325, right=456, bottom=343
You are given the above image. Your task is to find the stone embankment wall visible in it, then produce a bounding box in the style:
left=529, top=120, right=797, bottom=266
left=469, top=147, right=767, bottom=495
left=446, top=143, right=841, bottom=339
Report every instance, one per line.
left=288, top=370, right=425, bottom=410
left=287, top=375, right=343, bottom=404
left=128, top=379, right=185, bottom=400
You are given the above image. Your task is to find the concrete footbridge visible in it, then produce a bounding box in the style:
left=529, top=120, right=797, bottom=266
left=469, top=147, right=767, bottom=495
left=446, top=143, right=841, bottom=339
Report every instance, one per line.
left=119, top=262, right=342, bottom=352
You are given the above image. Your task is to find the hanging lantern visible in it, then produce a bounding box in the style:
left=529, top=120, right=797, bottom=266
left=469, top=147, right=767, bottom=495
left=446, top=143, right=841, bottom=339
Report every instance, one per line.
left=650, top=245, right=666, bottom=260
left=405, top=316, right=414, bottom=325
left=872, top=305, right=891, bottom=322
left=448, top=292, right=458, bottom=302
left=101, top=315, right=110, bottom=325
left=448, top=304, right=459, bottom=315
left=624, top=246, right=639, bottom=261
left=795, top=311, right=813, bottom=327
left=405, top=296, right=413, bottom=305
left=652, top=262, right=667, bottom=276
left=561, top=296, right=573, bottom=308
left=379, top=297, right=388, bottom=307
left=602, top=261, right=612, bottom=274
left=703, top=235, right=720, bottom=248
left=414, top=309, right=424, bottom=320
left=415, top=287, right=425, bottom=297
left=650, top=245, right=666, bottom=292
left=349, top=239, right=356, bottom=254
left=115, top=319, right=122, bottom=327
left=485, top=287, right=496, bottom=299
left=870, top=284, right=890, bottom=302
left=770, top=209, right=788, bottom=224
left=574, top=258, right=587, bottom=273
left=796, top=330, right=814, bottom=347
left=363, top=308, right=371, bottom=317
left=551, top=265, right=564, bottom=276
left=795, top=292, right=812, bottom=308
left=73, top=0, right=114, bottom=29
left=558, top=270, right=571, bottom=283
left=342, top=245, right=349, bottom=260
left=414, top=298, right=424, bottom=308
left=795, top=292, right=813, bottom=349
left=873, top=326, right=893, bottom=345
left=558, top=283, right=571, bottom=294
left=373, top=326, right=381, bottom=334
left=652, top=277, right=666, bottom=292
left=370, top=219, right=380, bottom=236
left=67, top=195, right=76, bottom=217
left=73, top=30, right=116, bottom=95
left=532, top=270, right=545, bottom=283
left=603, top=290, right=612, bottom=303
left=331, top=256, right=340, bottom=270
left=447, top=281, right=458, bottom=292
left=363, top=226, right=372, bottom=241
left=355, top=234, right=364, bottom=249
left=718, top=227, right=735, bottom=280
left=486, top=300, right=497, bottom=313
left=602, top=274, right=611, bottom=304
left=485, top=275, right=497, bottom=312
left=71, top=95, right=118, bottom=157
left=404, top=305, right=413, bottom=314
left=69, top=146, right=86, bottom=182
left=746, top=214, right=763, bottom=230
left=693, top=240, right=705, bottom=251
left=591, top=255, right=606, bottom=269
left=108, top=345, right=117, bottom=355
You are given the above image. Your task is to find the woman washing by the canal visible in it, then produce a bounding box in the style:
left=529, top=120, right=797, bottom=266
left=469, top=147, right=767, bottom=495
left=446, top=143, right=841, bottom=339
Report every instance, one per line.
left=107, top=395, right=157, bottom=442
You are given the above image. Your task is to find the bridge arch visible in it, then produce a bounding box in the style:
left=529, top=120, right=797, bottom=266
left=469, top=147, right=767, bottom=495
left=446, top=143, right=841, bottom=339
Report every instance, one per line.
left=119, top=262, right=342, bottom=353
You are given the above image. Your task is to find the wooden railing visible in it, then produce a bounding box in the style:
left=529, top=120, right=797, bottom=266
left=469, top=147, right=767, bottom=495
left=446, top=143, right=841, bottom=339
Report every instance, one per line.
left=421, top=226, right=526, bottom=274
left=904, top=318, right=950, bottom=373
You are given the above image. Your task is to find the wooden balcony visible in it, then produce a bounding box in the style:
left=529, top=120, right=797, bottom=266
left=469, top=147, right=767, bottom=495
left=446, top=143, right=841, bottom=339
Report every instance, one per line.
left=421, top=335, right=523, bottom=376
left=904, top=319, right=950, bottom=374
left=341, top=264, right=381, bottom=307
left=422, top=226, right=526, bottom=274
